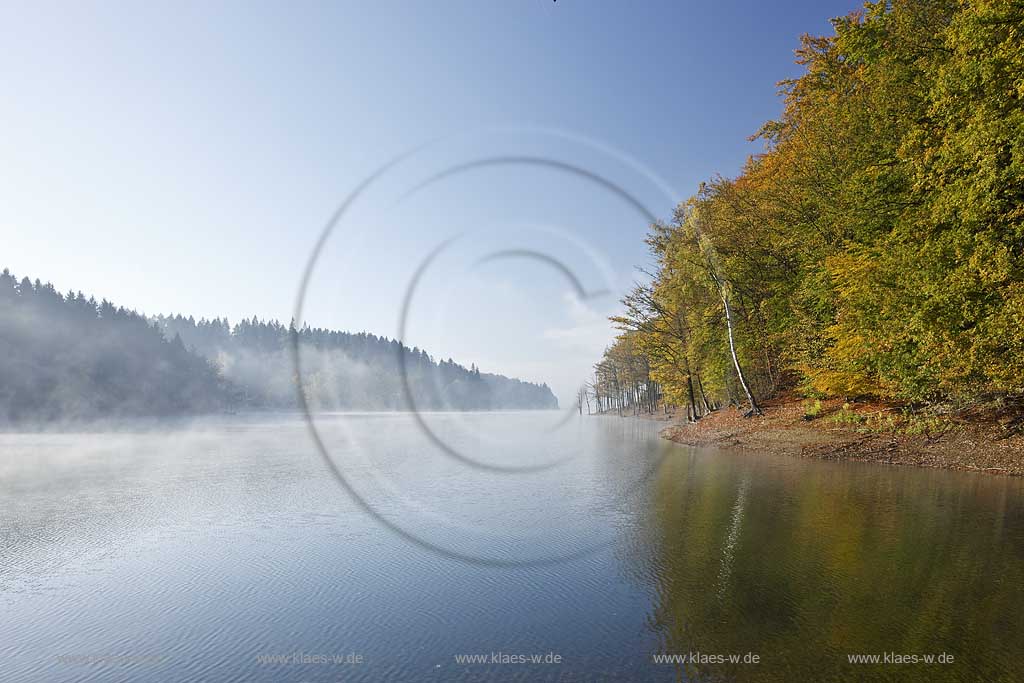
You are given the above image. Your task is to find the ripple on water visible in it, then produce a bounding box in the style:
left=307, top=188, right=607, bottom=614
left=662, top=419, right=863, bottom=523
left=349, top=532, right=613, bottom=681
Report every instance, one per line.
left=1, top=416, right=1023, bottom=682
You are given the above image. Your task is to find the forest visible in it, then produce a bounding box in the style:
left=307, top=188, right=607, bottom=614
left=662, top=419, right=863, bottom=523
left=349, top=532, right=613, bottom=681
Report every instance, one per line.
left=592, top=0, right=1023, bottom=421
left=0, top=269, right=557, bottom=423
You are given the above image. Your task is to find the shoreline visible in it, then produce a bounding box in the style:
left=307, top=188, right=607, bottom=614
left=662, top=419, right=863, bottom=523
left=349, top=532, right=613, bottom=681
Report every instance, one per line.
left=645, top=393, right=1024, bottom=477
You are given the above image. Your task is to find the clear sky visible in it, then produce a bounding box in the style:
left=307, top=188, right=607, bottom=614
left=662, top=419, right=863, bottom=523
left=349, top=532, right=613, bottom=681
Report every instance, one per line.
left=1, top=0, right=860, bottom=407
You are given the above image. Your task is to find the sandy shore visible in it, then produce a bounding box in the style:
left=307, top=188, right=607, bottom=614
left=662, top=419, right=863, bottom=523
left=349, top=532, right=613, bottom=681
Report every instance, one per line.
left=654, top=392, right=1024, bottom=476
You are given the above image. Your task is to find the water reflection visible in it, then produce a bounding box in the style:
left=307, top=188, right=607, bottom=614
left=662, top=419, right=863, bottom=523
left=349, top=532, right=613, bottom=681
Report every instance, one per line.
left=1, top=416, right=1022, bottom=681
left=641, top=447, right=1024, bottom=682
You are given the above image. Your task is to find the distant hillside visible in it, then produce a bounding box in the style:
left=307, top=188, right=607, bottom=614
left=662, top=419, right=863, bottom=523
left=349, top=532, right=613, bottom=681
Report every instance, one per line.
left=0, top=269, right=557, bottom=423
left=155, top=314, right=558, bottom=411
left=0, top=270, right=232, bottom=422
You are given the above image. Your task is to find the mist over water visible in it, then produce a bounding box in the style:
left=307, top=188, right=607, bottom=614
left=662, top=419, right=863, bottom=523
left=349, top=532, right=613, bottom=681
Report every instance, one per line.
left=2, top=414, right=1022, bottom=682
left=0, top=271, right=557, bottom=426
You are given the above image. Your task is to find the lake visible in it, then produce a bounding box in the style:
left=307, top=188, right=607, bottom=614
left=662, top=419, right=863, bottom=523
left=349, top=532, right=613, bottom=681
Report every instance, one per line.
left=2, top=412, right=1023, bottom=682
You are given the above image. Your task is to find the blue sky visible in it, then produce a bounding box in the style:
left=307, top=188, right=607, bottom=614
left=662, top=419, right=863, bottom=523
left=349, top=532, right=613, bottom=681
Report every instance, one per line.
left=1, top=0, right=860, bottom=405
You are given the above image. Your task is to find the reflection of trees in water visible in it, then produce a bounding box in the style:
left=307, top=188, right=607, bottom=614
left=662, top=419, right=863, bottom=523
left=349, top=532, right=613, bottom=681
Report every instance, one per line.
left=717, top=475, right=750, bottom=603
left=635, top=452, right=1024, bottom=682
left=599, top=431, right=679, bottom=597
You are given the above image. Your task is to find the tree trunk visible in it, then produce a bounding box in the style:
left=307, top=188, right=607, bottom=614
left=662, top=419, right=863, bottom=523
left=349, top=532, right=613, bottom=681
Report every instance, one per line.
left=720, top=291, right=762, bottom=415
left=696, top=372, right=713, bottom=414
left=683, top=357, right=699, bottom=420
left=686, top=374, right=699, bottom=420
left=691, top=198, right=762, bottom=417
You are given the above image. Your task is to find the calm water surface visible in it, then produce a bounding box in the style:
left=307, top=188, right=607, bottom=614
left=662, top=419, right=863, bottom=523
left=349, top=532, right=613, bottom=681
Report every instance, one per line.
left=1, top=413, right=1023, bottom=682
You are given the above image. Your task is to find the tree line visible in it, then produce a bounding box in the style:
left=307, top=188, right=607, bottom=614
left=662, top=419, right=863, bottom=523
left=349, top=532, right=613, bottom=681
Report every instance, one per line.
left=593, top=0, right=1023, bottom=417
left=0, top=269, right=557, bottom=423
left=0, top=271, right=232, bottom=422
left=156, top=313, right=558, bottom=411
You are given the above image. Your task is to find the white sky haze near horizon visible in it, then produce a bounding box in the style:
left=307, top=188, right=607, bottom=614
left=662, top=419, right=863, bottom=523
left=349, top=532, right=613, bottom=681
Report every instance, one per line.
left=1, top=0, right=859, bottom=406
